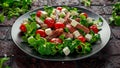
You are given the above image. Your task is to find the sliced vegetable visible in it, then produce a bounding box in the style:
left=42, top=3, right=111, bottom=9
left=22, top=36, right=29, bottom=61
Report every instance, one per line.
left=90, top=25, right=98, bottom=33
left=44, top=17, right=55, bottom=28
left=77, top=35, right=86, bottom=43
left=80, top=13, right=88, bottom=18
left=57, top=7, right=62, bottom=11
left=50, top=38, right=62, bottom=44
left=36, top=29, right=46, bottom=37
left=55, top=22, right=65, bottom=29
left=36, top=10, right=42, bottom=17
left=20, top=24, right=27, bottom=32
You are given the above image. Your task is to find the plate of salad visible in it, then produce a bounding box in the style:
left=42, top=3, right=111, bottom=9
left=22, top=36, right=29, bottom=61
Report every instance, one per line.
left=11, top=6, right=111, bottom=61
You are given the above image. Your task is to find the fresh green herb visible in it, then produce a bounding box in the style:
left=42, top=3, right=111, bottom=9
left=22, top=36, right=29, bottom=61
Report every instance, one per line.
left=0, top=13, right=5, bottom=23
left=81, top=0, right=91, bottom=7
left=110, top=2, right=120, bottom=26
left=0, top=0, right=32, bottom=23
left=0, top=56, right=10, bottom=68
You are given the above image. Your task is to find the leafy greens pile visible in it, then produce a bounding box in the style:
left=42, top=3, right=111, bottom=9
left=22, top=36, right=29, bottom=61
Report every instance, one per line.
left=0, top=0, right=32, bottom=23
left=110, top=2, right=120, bottom=26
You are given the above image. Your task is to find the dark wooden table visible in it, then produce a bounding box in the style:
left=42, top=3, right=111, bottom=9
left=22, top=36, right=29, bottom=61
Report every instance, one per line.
left=0, top=0, right=120, bottom=68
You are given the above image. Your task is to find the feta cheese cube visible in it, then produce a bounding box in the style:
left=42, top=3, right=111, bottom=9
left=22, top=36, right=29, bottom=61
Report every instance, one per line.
left=62, top=8, right=68, bottom=13
left=85, top=34, right=92, bottom=41
left=50, top=14, right=56, bottom=20
left=35, top=16, right=44, bottom=23
left=87, top=17, right=93, bottom=23
left=41, top=11, right=47, bottom=17
left=45, top=28, right=52, bottom=35
left=71, top=11, right=79, bottom=16
left=36, top=24, right=41, bottom=28
left=71, top=20, right=79, bottom=27
left=63, top=47, right=70, bottom=56
left=73, top=30, right=81, bottom=38
left=57, top=18, right=65, bottom=23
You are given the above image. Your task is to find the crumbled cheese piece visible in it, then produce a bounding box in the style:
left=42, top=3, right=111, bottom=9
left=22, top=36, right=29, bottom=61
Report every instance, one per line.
left=87, top=17, right=93, bottom=23
left=71, top=20, right=79, bottom=27
left=85, top=34, right=92, bottom=41
left=73, top=30, right=81, bottom=38
left=57, top=18, right=65, bottom=23
left=63, top=47, right=70, bottom=56
left=45, top=28, right=52, bottom=35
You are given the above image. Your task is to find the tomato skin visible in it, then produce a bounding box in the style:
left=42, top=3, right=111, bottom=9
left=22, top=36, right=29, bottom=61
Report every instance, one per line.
left=36, top=29, right=46, bottom=37
left=55, top=22, right=65, bottom=29
left=80, top=13, right=88, bottom=18
left=77, top=35, right=86, bottom=43
left=20, top=24, right=26, bottom=32
left=57, top=7, right=62, bottom=11
left=44, top=17, right=55, bottom=28
left=90, top=25, right=98, bottom=33
left=36, top=10, right=42, bottom=17
left=50, top=38, right=62, bottom=44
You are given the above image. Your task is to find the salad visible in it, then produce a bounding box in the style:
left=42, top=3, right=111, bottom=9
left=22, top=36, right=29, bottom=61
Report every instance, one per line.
left=19, top=6, right=102, bottom=56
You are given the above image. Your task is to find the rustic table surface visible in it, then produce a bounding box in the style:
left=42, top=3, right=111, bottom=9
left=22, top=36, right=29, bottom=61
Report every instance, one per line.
left=0, top=0, right=120, bottom=68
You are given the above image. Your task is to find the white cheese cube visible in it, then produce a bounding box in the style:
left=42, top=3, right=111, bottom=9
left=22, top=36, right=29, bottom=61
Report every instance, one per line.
left=35, top=16, right=44, bottom=23
left=45, top=28, right=52, bottom=35
left=73, top=30, right=81, bottom=38
left=71, top=20, right=79, bottom=27
left=36, top=24, right=41, bottom=28
left=50, top=14, right=56, bottom=20
left=85, top=34, right=92, bottom=41
left=57, top=18, right=65, bottom=23
left=63, top=47, right=70, bottom=56
left=41, top=11, right=47, bottom=17
left=87, top=17, right=93, bottom=23
left=71, top=11, right=79, bottom=16
left=62, top=8, right=68, bottom=13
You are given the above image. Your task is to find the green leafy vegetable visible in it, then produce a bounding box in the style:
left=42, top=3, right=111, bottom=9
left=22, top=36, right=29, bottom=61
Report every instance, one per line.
left=81, top=0, right=91, bottom=7
left=44, top=5, right=53, bottom=16
left=0, top=56, right=10, bottom=68
left=0, top=0, right=32, bottom=22
left=0, top=13, right=5, bottom=23
left=110, top=2, right=120, bottom=26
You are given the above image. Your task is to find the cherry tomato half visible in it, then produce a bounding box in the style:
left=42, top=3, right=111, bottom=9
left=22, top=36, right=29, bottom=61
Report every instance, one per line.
left=57, top=7, right=62, bottom=11
left=80, top=13, right=88, bottom=18
left=50, top=38, right=62, bottom=44
left=44, top=17, right=55, bottom=28
left=36, top=10, right=42, bottom=17
left=55, top=22, right=65, bottom=29
left=20, top=24, right=26, bottom=32
left=77, top=35, right=86, bottom=43
left=90, top=25, right=98, bottom=33
left=36, top=29, right=46, bottom=37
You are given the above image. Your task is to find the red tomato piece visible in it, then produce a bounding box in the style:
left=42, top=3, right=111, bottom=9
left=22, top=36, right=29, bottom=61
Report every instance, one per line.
left=36, top=10, right=42, bottom=17
left=44, top=17, right=55, bottom=28
left=50, top=38, right=62, bottom=44
left=80, top=13, right=88, bottom=18
left=90, top=25, right=98, bottom=33
left=20, top=24, right=26, bottom=32
left=36, top=29, right=46, bottom=37
left=77, top=35, right=86, bottom=43
left=55, top=22, right=65, bottom=29
left=57, top=7, right=62, bottom=11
